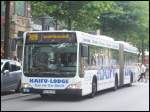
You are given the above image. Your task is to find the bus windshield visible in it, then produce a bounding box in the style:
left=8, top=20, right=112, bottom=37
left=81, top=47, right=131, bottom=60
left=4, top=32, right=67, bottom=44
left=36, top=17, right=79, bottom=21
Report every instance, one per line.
left=23, top=43, right=77, bottom=77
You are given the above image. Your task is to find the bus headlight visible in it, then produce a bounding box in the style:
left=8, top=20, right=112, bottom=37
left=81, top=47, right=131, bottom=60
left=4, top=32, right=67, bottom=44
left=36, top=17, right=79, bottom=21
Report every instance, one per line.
left=21, top=83, right=32, bottom=88
left=67, top=82, right=81, bottom=89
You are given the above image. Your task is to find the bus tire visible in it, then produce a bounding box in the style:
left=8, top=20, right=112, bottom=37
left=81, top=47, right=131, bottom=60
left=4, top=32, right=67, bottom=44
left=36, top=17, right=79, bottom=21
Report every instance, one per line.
left=128, top=73, right=133, bottom=86
left=113, top=75, right=118, bottom=91
left=89, top=77, right=97, bottom=98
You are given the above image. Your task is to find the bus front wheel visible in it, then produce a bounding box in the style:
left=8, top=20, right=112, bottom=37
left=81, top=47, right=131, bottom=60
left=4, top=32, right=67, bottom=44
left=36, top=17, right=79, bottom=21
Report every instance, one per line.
left=89, top=77, right=97, bottom=98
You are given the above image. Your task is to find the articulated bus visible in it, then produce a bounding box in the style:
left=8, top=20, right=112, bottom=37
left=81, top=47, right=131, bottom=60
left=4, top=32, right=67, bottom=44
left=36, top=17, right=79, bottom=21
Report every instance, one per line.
left=21, top=31, right=138, bottom=98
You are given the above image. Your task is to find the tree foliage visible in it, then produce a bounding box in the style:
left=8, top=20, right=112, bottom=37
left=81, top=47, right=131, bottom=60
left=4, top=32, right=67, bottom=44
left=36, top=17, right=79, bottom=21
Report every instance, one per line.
left=100, top=1, right=149, bottom=53
left=30, top=1, right=115, bottom=30
left=30, top=1, right=149, bottom=62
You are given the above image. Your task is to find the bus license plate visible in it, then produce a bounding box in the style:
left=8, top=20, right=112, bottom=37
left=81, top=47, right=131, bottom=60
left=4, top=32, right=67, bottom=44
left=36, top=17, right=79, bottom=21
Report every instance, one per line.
left=43, top=90, right=55, bottom=94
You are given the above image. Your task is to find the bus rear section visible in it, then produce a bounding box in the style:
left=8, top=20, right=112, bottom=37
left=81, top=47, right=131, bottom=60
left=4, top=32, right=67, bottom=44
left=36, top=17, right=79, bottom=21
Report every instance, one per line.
left=117, top=41, right=139, bottom=86
left=21, top=31, right=83, bottom=96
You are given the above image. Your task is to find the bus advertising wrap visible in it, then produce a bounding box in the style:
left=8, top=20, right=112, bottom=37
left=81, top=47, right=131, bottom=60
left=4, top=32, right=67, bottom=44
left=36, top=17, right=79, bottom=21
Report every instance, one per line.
left=26, top=78, right=70, bottom=89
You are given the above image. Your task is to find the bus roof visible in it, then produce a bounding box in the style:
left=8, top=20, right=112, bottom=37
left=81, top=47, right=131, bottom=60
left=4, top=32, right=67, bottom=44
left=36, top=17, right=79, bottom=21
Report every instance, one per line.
left=24, top=30, right=119, bottom=50
left=24, top=30, right=141, bottom=51
left=116, top=41, right=138, bottom=54
left=76, top=31, right=119, bottom=50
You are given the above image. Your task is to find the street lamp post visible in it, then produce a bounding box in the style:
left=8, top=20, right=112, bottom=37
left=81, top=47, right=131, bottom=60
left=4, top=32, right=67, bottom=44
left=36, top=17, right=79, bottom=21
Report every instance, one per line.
left=38, top=15, right=54, bottom=31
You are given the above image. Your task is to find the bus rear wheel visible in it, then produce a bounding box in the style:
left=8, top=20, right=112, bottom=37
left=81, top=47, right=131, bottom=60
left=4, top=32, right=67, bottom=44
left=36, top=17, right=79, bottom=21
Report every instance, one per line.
left=113, top=75, right=118, bottom=91
left=128, top=73, right=133, bottom=86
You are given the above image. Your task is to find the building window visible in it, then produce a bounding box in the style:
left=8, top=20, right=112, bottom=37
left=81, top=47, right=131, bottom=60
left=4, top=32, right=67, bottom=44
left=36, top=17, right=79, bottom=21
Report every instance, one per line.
left=15, top=1, right=25, bottom=16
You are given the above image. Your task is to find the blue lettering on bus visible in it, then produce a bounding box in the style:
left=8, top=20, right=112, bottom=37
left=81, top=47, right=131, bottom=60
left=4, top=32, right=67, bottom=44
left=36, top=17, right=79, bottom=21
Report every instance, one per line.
left=124, top=68, right=132, bottom=76
left=49, top=79, right=68, bottom=84
left=29, top=79, right=34, bottom=83
left=97, top=68, right=115, bottom=80
left=29, top=79, right=48, bottom=83
left=29, top=78, right=69, bottom=84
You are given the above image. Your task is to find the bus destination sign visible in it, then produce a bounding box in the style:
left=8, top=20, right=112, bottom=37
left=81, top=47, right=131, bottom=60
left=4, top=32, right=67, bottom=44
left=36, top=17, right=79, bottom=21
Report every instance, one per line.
left=26, top=32, right=76, bottom=44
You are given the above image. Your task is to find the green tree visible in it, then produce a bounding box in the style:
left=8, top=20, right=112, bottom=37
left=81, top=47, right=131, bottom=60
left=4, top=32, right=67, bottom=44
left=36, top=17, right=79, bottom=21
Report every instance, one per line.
left=30, top=1, right=115, bottom=31
left=74, top=1, right=116, bottom=32
left=30, top=1, right=88, bottom=30
left=30, top=1, right=149, bottom=63
left=99, top=1, right=149, bottom=63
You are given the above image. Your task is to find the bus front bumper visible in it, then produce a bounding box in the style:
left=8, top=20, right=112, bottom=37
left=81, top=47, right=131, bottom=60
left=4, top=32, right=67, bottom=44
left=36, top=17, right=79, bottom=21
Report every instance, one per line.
left=22, top=88, right=82, bottom=96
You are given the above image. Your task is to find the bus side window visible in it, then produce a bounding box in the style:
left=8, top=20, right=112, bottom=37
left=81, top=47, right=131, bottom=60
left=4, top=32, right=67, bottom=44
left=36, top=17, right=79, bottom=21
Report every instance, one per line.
left=80, top=44, right=89, bottom=67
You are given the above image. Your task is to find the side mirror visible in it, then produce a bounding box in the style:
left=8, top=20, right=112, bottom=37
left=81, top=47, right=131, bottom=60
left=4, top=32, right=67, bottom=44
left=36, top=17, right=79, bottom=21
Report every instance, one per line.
left=4, top=70, right=9, bottom=75
left=81, top=45, right=88, bottom=57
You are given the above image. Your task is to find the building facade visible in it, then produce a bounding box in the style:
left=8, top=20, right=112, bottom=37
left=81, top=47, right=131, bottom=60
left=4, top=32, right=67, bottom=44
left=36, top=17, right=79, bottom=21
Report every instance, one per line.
left=1, top=1, right=31, bottom=60
left=1, top=1, right=6, bottom=58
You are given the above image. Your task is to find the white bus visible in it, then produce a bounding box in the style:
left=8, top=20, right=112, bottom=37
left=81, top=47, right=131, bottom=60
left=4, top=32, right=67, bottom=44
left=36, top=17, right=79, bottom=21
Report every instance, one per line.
left=21, top=31, right=138, bottom=98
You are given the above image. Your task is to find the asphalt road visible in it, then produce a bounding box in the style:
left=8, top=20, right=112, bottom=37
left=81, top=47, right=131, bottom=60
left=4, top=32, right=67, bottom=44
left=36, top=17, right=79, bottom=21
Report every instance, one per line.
left=1, top=82, right=149, bottom=111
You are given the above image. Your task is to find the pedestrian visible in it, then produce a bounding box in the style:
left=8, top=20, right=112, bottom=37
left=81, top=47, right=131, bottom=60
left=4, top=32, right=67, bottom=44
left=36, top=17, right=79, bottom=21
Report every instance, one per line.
left=137, top=63, right=147, bottom=82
